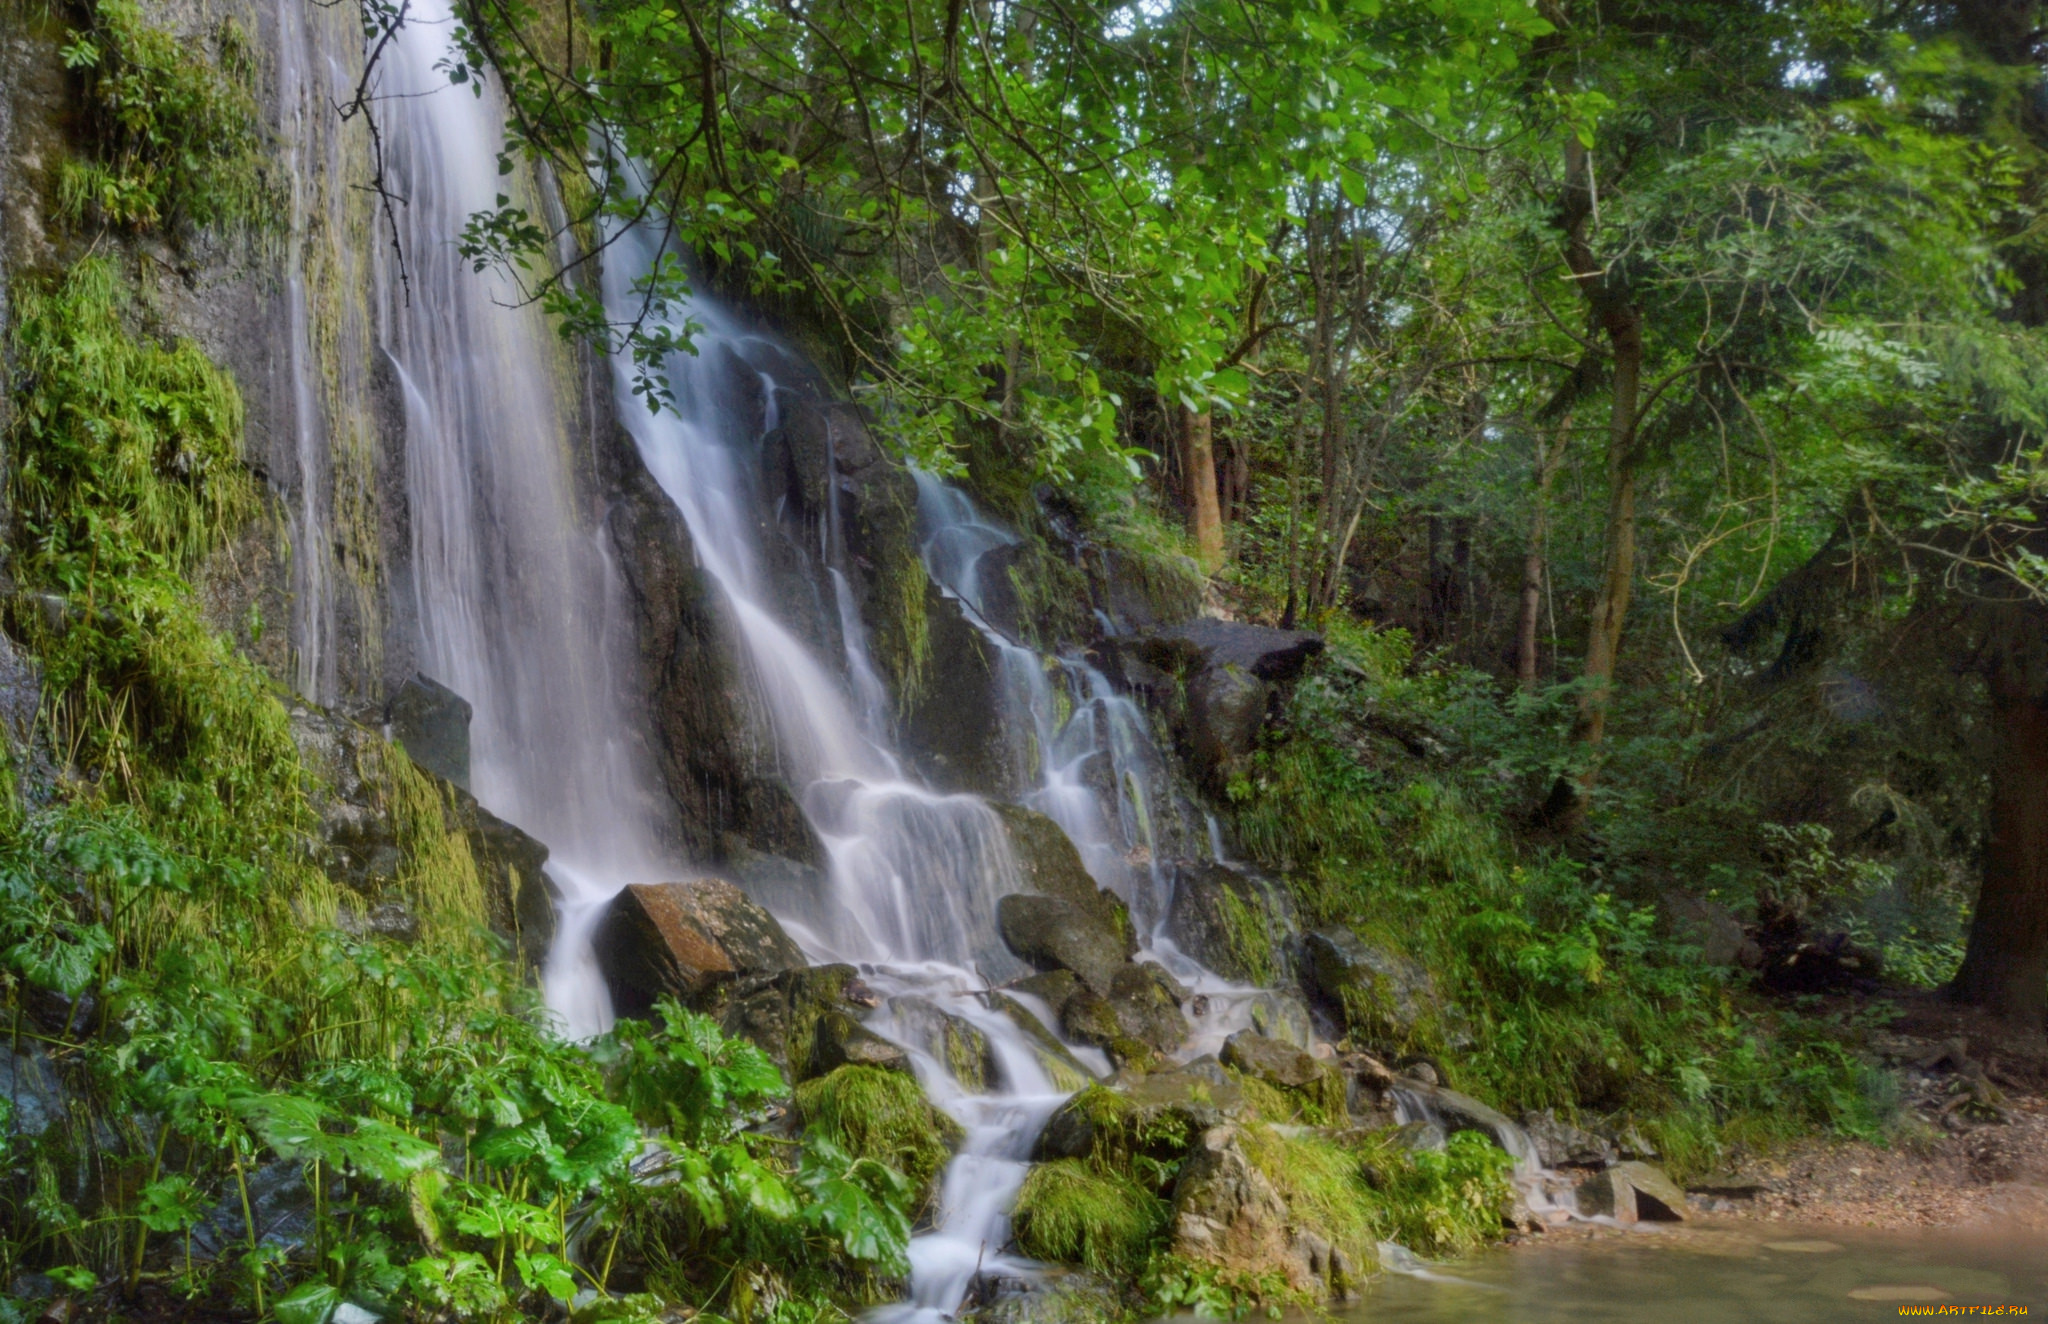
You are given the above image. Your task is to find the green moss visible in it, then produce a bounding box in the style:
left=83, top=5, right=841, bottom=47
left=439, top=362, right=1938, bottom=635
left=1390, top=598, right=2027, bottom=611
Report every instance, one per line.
left=1213, top=883, right=1277, bottom=987
left=1238, top=1125, right=1383, bottom=1270
left=795, top=1065, right=959, bottom=1201
left=1012, top=1159, right=1169, bottom=1276
left=1229, top=1066, right=1348, bottom=1128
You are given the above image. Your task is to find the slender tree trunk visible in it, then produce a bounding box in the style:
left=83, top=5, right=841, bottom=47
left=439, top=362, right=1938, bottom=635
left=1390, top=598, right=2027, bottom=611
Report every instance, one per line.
left=1952, top=613, right=2048, bottom=1042
left=1182, top=406, right=1224, bottom=573
left=1517, top=417, right=1571, bottom=689
left=1281, top=387, right=1311, bottom=628
left=1543, top=135, right=1646, bottom=830
left=1573, top=312, right=1643, bottom=768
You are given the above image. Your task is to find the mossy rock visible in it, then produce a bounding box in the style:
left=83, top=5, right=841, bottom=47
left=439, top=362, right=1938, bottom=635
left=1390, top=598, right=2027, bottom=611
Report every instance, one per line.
left=888, top=995, right=998, bottom=1092
left=982, top=991, right=1098, bottom=1091
left=1301, top=927, right=1442, bottom=1053
left=795, top=1065, right=961, bottom=1208
left=990, top=802, right=1134, bottom=944
left=1012, top=1159, right=1169, bottom=1276
left=1164, top=860, right=1300, bottom=987
left=1034, top=1067, right=1243, bottom=1166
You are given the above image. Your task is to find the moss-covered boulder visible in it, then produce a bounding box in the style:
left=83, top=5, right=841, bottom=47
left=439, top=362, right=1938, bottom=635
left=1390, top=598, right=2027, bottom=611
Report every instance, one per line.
left=965, top=1268, right=1126, bottom=1324
left=982, top=991, right=1099, bottom=1091
left=1164, top=861, right=1300, bottom=987
left=1035, top=1067, right=1246, bottom=1164
left=991, top=802, right=1134, bottom=938
left=887, top=995, right=998, bottom=1091
left=1301, top=927, right=1440, bottom=1051
left=1011, top=1160, right=1169, bottom=1276
left=807, top=1008, right=912, bottom=1077
left=716, top=963, right=882, bottom=1080
left=997, top=894, right=1131, bottom=995
left=1169, top=1125, right=1364, bottom=1301
left=795, top=1064, right=961, bottom=1211
left=593, top=879, right=807, bottom=1017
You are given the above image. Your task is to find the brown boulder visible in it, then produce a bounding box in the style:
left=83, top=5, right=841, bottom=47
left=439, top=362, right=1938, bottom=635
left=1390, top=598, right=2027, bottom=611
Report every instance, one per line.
left=595, top=879, right=806, bottom=1017
left=1576, top=1160, right=1689, bottom=1223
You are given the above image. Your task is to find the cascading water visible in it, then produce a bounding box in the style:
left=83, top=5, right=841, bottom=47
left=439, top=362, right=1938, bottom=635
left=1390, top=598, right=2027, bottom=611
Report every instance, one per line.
left=595, top=223, right=1095, bottom=1320
left=913, top=478, right=1313, bottom=1058
left=370, top=0, right=674, bottom=1037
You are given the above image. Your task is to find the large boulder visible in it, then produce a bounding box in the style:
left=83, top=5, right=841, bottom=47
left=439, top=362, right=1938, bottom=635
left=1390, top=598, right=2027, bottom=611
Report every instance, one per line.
left=1036, top=1066, right=1248, bottom=1162
left=1575, top=1160, right=1689, bottom=1222
left=1387, top=1081, right=1535, bottom=1166
left=594, top=879, right=807, bottom=1017
left=992, top=802, right=1133, bottom=941
left=1520, top=1109, right=1616, bottom=1169
left=997, top=894, right=1133, bottom=996
left=1222, top=1032, right=1323, bottom=1091
left=290, top=701, right=556, bottom=969
left=1113, top=619, right=1324, bottom=792
left=1301, top=928, right=1439, bottom=1049
left=888, top=995, right=999, bottom=1092
left=385, top=673, right=471, bottom=791
left=982, top=991, right=1100, bottom=1091
left=1165, top=861, right=1300, bottom=986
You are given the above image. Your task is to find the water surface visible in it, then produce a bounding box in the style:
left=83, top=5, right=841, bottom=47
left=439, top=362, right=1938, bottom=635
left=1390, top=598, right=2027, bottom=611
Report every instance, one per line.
left=1320, top=1222, right=2047, bottom=1321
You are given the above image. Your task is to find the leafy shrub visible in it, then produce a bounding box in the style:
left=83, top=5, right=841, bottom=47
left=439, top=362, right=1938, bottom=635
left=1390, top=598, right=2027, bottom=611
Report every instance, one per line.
left=57, top=0, right=270, bottom=234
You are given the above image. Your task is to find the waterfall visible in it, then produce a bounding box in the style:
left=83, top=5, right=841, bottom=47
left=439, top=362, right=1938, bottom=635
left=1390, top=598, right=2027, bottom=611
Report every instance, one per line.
left=370, top=0, right=673, bottom=1037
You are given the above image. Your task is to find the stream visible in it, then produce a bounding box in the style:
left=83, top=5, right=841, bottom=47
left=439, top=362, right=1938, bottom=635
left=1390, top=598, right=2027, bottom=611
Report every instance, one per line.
left=1241, top=1222, right=2048, bottom=1322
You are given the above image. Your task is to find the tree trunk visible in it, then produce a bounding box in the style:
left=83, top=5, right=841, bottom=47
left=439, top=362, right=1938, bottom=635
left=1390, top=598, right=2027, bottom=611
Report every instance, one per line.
left=1182, top=406, right=1224, bottom=573
left=1517, top=417, right=1570, bottom=689
left=1952, top=613, right=2048, bottom=1042
left=1544, top=134, right=1646, bottom=830
left=1573, top=311, right=1643, bottom=769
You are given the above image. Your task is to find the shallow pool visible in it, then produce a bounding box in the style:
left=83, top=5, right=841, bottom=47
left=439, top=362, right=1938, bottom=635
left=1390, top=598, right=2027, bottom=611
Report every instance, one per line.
left=1317, top=1221, right=2048, bottom=1322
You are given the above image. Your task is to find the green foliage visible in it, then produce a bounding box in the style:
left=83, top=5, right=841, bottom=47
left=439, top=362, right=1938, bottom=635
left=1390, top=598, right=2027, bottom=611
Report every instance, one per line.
left=1352, top=1131, right=1516, bottom=1256
left=56, top=0, right=271, bottom=234
left=1011, top=1160, right=1168, bottom=1278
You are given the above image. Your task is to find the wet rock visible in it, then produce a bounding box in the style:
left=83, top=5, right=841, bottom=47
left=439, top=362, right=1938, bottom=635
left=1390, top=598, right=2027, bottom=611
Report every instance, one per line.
left=1386, top=1121, right=1448, bottom=1153
left=992, top=803, right=1134, bottom=942
left=0, top=1043, right=65, bottom=1139
left=1301, top=928, right=1439, bottom=1049
left=1598, top=1119, right=1661, bottom=1161
left=807, top=1009, right=912, bottom=1076
left=1187, top=665, right=1268, bottom=778
left=889, top=995, right=998, bottom=1091
left=1164, top=860, right=1300, bottom=986
left=982, top=991, right=1099, bottom=1089
left=965, top=1267, right=1123, bottom=1324
left=718, top=964, right=880, bottom=1080
left=1520, top=1109, right=1616, bottom=1168
left=594, top=879, right=807, bottom=1017
left=1222, top=1032, right=1323, bottom=1091
left=1112, top=620, right=1323, bottom=792
left=1035, top=1069, right=1247, bottom=1162
left=1390, top=1081, right=1527, bottom=1158
left=290, top=702, right=556, bottom=968
left=385, top=673, right=472, bottom=791
left=997, top=893, right=1131, bottom=996
left=1576, top=1160, right=1689, bottom=1223
left=191, top=1160, right=311, bottom=1256
left=1148, top=619, right=1327, bottom=684
left=1056, top=988, right=1153, bottom=1069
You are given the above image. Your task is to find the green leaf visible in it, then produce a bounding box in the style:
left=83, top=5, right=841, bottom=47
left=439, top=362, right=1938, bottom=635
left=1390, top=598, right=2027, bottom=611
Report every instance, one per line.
left=273, top=1281, right=341, bottom=1324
